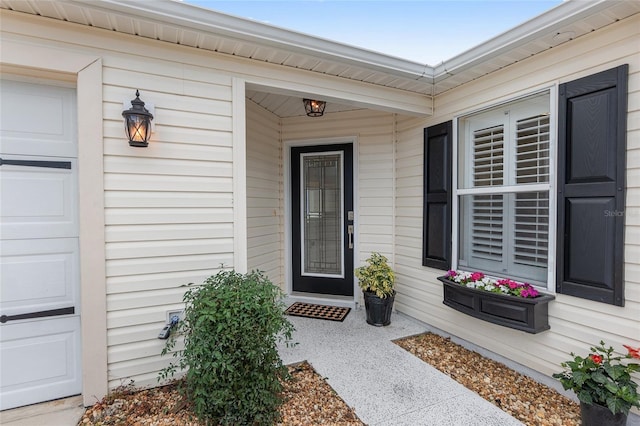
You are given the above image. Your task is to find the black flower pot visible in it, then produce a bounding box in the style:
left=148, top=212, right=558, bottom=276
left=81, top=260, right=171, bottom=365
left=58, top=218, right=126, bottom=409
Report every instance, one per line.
left=580, top=402, right=627, bottom=426
left=363, top=291, right=395, bottom=326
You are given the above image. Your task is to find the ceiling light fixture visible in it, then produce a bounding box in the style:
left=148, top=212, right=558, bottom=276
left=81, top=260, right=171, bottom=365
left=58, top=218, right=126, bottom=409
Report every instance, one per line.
left=303, top=98, right=326, bottom=117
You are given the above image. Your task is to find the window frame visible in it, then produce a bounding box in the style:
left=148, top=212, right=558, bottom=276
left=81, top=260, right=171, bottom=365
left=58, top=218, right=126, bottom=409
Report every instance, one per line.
left=451, top=87, right=558, bottom=292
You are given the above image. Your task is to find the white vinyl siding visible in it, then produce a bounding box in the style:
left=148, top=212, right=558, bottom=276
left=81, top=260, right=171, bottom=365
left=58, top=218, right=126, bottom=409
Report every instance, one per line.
left=101, top=58, right=235, bottom=389
left=246, top=100, right=283, bottom=285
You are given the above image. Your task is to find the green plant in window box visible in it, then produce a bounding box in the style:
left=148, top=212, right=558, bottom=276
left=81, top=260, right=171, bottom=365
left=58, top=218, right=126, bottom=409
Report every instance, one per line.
left=444, top=270, right=541, bottom=298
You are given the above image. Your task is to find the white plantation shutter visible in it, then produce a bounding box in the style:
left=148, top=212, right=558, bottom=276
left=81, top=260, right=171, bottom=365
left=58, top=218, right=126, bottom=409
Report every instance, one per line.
left=514, top=192, right=549, bottom=268
left=459, top=93, right=551, bottom=284
left=473, top=125, right=504, bottom=187
left=516, top=115, right=550, bottom=184
left=471, top=194, right=503, bottom=262
left=512, top=114, right=549, bottom=274
left=470, top=126, right=504, bottom=267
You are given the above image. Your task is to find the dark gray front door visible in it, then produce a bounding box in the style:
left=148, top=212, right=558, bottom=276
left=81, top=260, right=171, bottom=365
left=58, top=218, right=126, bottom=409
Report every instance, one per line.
left=291, top=144, right=354, bottom=296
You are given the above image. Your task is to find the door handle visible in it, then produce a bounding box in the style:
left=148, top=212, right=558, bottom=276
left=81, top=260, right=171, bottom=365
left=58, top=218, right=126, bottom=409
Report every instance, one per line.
left=347, top=225, right=354, bottom=249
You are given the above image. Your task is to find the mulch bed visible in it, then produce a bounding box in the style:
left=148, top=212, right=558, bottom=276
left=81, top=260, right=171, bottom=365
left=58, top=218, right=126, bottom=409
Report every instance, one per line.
left=394, top=332, right=581, bottom=426
left=79, top=332, right=582, bottom=425
left=78, top=361, right=363, bottom=425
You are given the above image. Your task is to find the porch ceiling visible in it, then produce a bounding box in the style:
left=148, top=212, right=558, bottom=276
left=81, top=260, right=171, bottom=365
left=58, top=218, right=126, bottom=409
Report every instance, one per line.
left=1, top=0, right=638, bottom=117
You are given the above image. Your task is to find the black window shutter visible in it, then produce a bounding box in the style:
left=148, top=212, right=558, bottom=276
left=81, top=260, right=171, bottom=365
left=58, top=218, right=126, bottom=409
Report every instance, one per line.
left=556, top=64, right=628, bottom=306
left=423, top=121, right=452, bottom=270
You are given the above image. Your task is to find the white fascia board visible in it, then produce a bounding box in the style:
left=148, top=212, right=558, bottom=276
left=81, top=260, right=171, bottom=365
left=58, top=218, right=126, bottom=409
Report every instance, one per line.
left=61, top=0, right=624, bottom=89
left=433, top=0, right=612, bottom=81
left=66, top=0, right=431, bottom=81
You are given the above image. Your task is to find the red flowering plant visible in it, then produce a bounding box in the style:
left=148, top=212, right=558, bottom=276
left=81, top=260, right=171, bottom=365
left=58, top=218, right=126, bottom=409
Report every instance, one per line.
left=444, top=270, right=540, bottom=298
left=552, top=341, right=640, bottom=415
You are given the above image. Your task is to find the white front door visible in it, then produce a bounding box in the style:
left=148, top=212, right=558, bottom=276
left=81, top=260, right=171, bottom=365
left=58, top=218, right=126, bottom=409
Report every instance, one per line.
left=0, top=80, right=81, bottom=410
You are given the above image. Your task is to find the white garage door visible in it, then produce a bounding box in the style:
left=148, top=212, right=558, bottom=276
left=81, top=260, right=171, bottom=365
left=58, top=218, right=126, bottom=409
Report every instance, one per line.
left=0, top=80, right=81, bottom=410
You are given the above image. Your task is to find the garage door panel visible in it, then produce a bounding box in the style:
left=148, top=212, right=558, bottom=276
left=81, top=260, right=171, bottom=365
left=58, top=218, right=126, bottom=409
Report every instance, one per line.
left=0, top=81, right=77, bottom=158
left=0, top=158, right=77, bottom=240
left=0, top=317, right=81, bottom=410
left=0, top=239, right=79, bottom=316
left=0, top=80, right=80, bottom=410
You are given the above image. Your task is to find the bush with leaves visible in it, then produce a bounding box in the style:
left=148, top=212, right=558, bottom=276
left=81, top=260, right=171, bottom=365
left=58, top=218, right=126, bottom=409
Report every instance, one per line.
left=159, top=270, right=295, bottom=425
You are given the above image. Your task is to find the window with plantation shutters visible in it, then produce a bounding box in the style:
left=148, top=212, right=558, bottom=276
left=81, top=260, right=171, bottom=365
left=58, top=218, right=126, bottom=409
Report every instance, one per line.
left=458, top=92, right=551, bottom=285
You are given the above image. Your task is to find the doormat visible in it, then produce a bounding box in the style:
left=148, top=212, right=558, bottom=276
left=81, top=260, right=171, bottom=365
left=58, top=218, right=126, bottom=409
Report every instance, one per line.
left=285, top=302, right=350, bottom=322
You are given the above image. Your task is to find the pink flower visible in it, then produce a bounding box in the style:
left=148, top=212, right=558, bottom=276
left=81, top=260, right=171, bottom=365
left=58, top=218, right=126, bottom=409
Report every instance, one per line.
left=446, top=270, right=457, bottom=278
left=470, top=272, right=484, bottom=281
left=520, top=288, right=539, bottom=298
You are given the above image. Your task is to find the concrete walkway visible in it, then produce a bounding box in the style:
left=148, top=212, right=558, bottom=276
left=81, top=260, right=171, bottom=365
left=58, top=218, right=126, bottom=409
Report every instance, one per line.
left=13, top=306, right=639, bottom=425
left=278, top=307, right=523, bottom=426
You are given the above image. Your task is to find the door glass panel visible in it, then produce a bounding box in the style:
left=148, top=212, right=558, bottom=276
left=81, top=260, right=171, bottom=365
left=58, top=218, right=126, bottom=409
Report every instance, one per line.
left=301, top=152, right=343, bottom=277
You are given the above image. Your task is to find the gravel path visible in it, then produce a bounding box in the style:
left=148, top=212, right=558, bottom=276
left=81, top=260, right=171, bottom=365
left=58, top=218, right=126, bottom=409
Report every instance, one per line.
left=79, top=332, right=580, bottom=425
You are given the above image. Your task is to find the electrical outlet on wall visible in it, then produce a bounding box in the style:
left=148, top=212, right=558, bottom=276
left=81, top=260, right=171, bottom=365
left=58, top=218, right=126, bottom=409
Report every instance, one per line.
left=166, top=310, right=184, bottom=324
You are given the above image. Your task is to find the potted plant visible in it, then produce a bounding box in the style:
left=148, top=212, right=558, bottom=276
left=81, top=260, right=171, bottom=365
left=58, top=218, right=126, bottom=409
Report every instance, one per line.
left=438, top=270, right=555, bottom=333
left=552, top=341, right=640, bottom=426
left=355, top=252, right=395, bottom=326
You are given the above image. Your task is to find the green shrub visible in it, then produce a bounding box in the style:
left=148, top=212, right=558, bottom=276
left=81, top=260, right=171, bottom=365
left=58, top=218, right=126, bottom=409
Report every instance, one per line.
left=159, top=270, right=295, bottom=425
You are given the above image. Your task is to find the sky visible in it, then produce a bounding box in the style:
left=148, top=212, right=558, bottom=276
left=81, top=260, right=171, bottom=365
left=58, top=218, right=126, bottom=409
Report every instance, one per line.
left=183, top=0, right=563, bottom=65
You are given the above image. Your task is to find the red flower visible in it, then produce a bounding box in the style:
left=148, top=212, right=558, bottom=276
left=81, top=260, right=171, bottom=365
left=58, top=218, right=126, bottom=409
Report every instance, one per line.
left=623, top=345, right=640, bottom=359
left=589, top=354, right=603, bottom=364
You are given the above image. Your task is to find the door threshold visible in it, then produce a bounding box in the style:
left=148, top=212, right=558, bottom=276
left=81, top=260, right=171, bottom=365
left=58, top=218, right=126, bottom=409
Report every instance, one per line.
left=286, top=293, right=357, bottom=310
left=0, top=395, right=84, bottom=424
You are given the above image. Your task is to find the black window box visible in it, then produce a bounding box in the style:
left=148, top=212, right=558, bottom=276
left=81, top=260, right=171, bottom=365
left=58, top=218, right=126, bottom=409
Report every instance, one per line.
left=438, top=276, right=555, bottom=334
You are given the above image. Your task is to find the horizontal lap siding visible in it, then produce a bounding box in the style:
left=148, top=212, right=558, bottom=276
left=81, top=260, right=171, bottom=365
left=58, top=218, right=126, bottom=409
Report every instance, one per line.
left=104, top=57, right=234, bottom=389
left=282, top=110, right=396, bottom=271
left=395, top=15, right=640, bottom=381
left=246, top=100, right=283, bottom=286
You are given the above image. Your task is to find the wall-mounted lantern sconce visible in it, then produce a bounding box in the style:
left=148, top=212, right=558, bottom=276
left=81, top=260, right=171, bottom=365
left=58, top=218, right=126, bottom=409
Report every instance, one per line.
left=303, top=98, right=326, bottom=117
left=122, top=90, right=154, bottom=147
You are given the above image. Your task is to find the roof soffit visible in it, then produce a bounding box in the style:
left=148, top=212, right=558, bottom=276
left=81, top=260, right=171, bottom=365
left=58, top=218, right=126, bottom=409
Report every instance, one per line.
left=1, top=0, right=638, bottom=100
